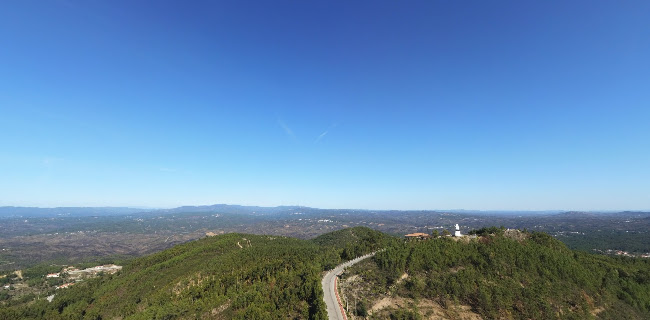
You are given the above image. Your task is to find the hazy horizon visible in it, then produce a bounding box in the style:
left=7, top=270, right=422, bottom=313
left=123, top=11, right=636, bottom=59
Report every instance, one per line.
left=1, top=202, right=648, bottom=213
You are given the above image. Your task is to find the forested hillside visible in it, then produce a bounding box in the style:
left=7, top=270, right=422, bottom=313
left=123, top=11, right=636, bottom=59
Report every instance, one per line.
left=0, top=227, right=390, bottom=320
left=3, top=227, right=648, bottom=320
left=311, top=226, right=399, bottom=265
left=343, top=229, right=650, bottom=319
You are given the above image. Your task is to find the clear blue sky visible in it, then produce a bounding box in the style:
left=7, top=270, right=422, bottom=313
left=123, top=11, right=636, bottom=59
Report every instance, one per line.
left=1, top=1, right=649, bottom=210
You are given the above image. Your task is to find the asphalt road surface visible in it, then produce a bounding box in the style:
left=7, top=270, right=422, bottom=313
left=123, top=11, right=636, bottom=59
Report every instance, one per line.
left=321, top=252, right=377, bottom=320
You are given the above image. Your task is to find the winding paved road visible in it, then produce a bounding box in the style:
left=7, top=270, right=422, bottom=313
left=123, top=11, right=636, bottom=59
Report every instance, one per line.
left=321, top=252, right=377, bottom=320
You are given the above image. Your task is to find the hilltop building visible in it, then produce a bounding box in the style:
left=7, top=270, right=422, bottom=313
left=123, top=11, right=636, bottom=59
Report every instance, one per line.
left=405, top=232, right=430, bottom=240
left=405, top=224, right=462, bottom=240
left=56, top=283, right=75, bottom=289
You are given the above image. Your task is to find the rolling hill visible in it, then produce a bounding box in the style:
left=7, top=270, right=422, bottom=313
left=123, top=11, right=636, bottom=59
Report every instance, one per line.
left=2, top=227, right=649, bottom=319
left=0, top=227, right=390, bottom=320
left=341, top=228, right=650, bottom=319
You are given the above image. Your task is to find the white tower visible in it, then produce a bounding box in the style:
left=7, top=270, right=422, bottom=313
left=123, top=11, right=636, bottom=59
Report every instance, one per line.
left=454, top=224, right=461, bottom=237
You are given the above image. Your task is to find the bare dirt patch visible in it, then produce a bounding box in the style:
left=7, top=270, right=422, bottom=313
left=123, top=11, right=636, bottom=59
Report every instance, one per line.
left=369, top=296, right=483, bottom=320
left=369, top=296, right=406, bottom=314
left=394, top=272, right=409, bottom=285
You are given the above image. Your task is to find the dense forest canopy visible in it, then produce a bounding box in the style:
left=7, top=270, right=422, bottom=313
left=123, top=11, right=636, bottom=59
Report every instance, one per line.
left=0, top=227, right=389, bottom=320
left=348, top=229, right=650, bottom=319
left=1, top=227, right=649, bottom=319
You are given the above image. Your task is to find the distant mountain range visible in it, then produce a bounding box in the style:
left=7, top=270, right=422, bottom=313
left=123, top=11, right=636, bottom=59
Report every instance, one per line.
left=0, top=204, right=319, bottom=218
left=153, top=204, right=306, bottom=215
left=0, top=204, right=647, bottom=218
left=0, top=206, right=146, bottom=218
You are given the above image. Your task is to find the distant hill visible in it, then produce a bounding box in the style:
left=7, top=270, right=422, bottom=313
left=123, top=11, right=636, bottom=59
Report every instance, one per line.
left=152, top=204, right=307, bottom=216
left=0, top=206, right=147, bottom=218
left=552, top=211, right=650, bottom=219
left=3, top=204, right=646, bottom=219
left=0, top=204, right=302, bottom=218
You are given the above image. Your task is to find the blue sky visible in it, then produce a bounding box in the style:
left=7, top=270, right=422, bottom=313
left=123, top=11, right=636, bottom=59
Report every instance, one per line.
left=1, top=1, right=649, bottom=210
